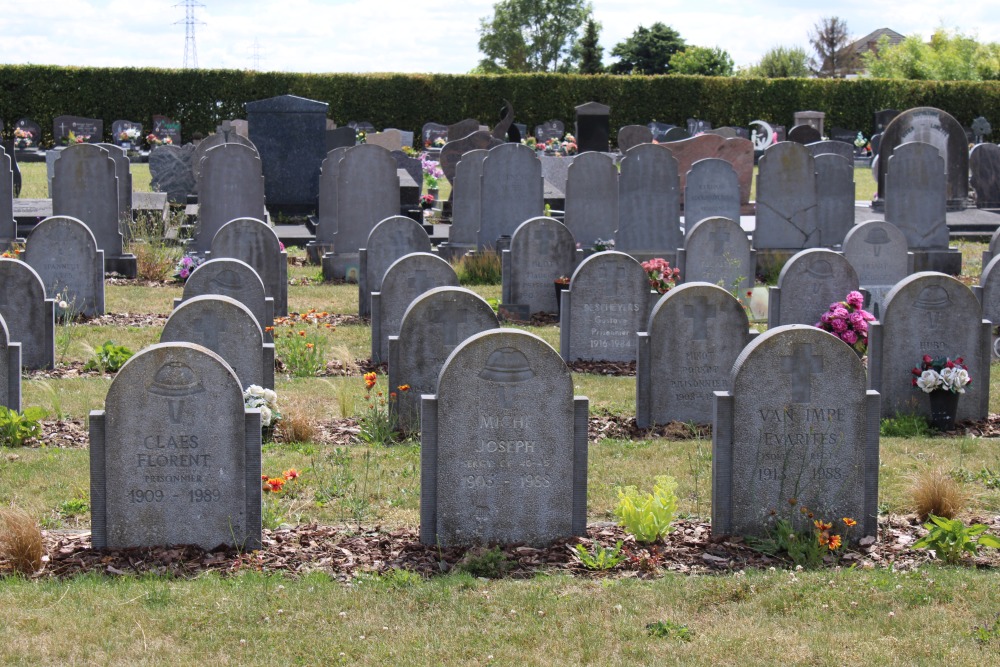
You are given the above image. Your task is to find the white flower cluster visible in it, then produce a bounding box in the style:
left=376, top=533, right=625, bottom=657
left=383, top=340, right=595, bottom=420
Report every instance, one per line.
left=915, top=367, right=971, bottom=394
left=243, top=385, right=280, bottom=426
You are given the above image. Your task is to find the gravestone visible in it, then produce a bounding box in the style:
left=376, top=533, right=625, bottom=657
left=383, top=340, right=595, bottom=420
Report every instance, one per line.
left=539, top=155, right=572, bottom=196
left=173, top=258, right=274, bottom=342
left=617, top=125, right=652, bottom=152
left=876, top=107, right=969, bottom=210
left=161, top=295, right=273, bottom=390
left=534, top=120, right=565, bottom=142
left=563, top=152, right=617, bottom=244
left=246, top=94, right=329, bottom=213
left=687, top=119, right=712, bottom=135
left=663, top=127, right=691, bottom=142
left=210, top=218, right=288, bottom=317
left=2, top=141, right=20, bottom=199
left=386, top=128, right=414, bottom=148
left=807, top=140, right=854, bottom=162
left=637, top=282, right=754, bottom=426
left=828, top=127, right=859, bottom=145
left=708, top=126, right=739, bottom=139
left=322, top=144, right=400, bottom=281
left=713, top=325, right=880, bottom=540
left=12, top=118, right=41, bottom=151
left=683, top=158, right=741, bottom=227
left=478, top=144, right=543, bottom=249
left=89, top=343, right=262, bottom=550
left=560, top=251, right=650, bottom=363
left=575, top=101, right=610, bottom=153
left=970, top=143, right=1000, bottom=209
left=366, top=129, right=403, bottom=151
left=984, top=227, right=1000, bottom=268
left=391, top=150, right=423, bottom=191
left=348, top=121, right=375, bottom=135
left=448, top=119, right=481, bottom=141
left=873, top=109, right=899, bottom=135
left=192, top=126, right=259, bottom=187
left=616, top=144, right=681, bottom=263
left=440, top=150, right=488, bottom=260
left=422, top=122, right=448, bottom=148
left=502, top=217, right=577, bottom=315
left=307, top=146, right=350, bottom=262
left=0, top=259, right=55, bottom=369
left=23, top=216, right=105, bottom=318
left=843, top=220, right=912, bottom=319
left=0, top=313, right=21, bottom=412
left=768, top=249, right=859, bottom=329
left=814, top=153, right=855, bottom=247
left=787, top=124, right=822, bottom=144
left=0, top=147, right=21, bottom=248
left=152, top=115, right=182, bottom=145
left=647, top=122, right=674, bottom=142
left=96, top=143, right=133, bottom=226
left=53, top=115, right=103, bottom=145
left=149, top=143, right=197, bottom=204
left=194, top=143, right=266, bottom=256
left=388, top=287, right=499, bottom=432
left=51, top=143, right=137, bottom=277
left=111, top=120, right=142, bottom=149
left=419, top=329, right=588, bottom=546
left=753, top=142, right=819, bottom=251
left=972, top=117, right=992, bottom=144
left=659, top=134, right=754, bottom=213
left=749, top=120, right=776, bottom=151
left=869, top=272, right=990, bottom=422
left=326, top=126, right=356, bottom=151
left=438, top=130, right=503, bottom=185
left=974, top=256, right=1000, bottom=357
left=371, top=252, right=459, bottom=363
left=677, top=216, right=755, bottom=295
left=359, top=216, right=432, bottom=318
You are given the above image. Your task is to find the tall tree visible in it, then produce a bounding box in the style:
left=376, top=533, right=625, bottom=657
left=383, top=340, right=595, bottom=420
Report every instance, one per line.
left=742, top=46, right=811, bottom=78
left=576, top=18, right=604, bottom=74
left=809, top=16, right=856, bottom=77
left=863, top=29, right=1000, bottom=81
left=609, top=22, right=686, bottom=75
left=669, top=46, right=734, bottom=76
left=477, top=0, right=594, bottom=73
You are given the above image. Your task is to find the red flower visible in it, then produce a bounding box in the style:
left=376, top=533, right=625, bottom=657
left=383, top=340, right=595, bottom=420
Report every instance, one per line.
left=923, top=354, right=933, bottom=364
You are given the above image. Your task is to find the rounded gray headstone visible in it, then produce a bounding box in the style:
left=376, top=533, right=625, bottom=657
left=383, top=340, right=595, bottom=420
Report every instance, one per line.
left=507, top=216, right=577, bottom=314
left=771, top=248, right=859, bottom=328
left=0, top=258, right=54, bottom=370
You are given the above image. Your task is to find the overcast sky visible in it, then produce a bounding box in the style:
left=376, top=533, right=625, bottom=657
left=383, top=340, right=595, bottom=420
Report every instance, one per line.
left=2, top=1, right=996, bottom=74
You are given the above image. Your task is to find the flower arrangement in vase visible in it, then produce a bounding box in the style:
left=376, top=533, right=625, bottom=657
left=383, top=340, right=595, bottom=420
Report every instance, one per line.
left=814, top=291, right=875, bottom=356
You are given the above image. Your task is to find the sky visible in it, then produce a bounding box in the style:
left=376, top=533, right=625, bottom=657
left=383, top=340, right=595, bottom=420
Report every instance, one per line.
left=1, top=0, right=997, bottom=74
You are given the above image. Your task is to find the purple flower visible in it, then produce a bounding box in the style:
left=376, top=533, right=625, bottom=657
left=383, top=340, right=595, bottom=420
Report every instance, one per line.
left=820, top=312, right=833, bottom=325
left=846, top=291, right=864, bottom=309
left=841, top=330, right=858, bottom=345
left=831, top=318, right=848, bottom=332
left=848, top=311, right=865, bottom=328
left=832, top=305, right=849, bottom=319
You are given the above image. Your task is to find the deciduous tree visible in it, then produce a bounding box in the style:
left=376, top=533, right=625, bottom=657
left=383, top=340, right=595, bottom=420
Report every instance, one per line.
left=477, top=0, right=594, bottom=73
left=669, top=46, right=734, bottom=76
left=609, top=22, right=686, bottom=75
left=809, top=16, right=856, bottom=77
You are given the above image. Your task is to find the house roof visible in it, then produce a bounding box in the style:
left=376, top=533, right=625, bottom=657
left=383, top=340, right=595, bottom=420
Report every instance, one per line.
left=850, top=28, right=906, bottom=55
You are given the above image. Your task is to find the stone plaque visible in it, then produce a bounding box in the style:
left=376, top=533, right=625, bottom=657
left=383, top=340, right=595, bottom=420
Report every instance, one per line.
left=23, top=216, right=105, bottom=318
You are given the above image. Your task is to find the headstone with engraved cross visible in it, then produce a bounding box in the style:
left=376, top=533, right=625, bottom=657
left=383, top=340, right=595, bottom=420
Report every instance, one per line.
left=713, top=325, right=880, bottom=542
left=0, top=258, right=55, bottom=370
left=638, top=282, right=755, bottom=426
left=173, top=258, right=275, bottom=344
left=616, top=143, right=682, bottom=264
left=388, top=286, right=499, bottom=432
left=358, top=216, right=432, bottom=319
left=677, top=216, right=756, bottom=296
left=768, top=249, right=859, bottom=329
left=502, top=216, right=577, bottom=316
left=23, top=216, right=106, bottom=318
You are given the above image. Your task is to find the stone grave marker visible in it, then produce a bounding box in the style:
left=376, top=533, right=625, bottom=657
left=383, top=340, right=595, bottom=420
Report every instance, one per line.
left=659, top=133, right=754, bottom=214
left=683, top=158, right=741, bottom=228
left=89, top=343, right=262, bottom=550
left=663, top=127, right=691, bottom=142
left=478, top=144, right=543, bottom=250
left=0, top=147, right=21, bottom=248
left=149, top=143, right=197, bottom=204
left=366, top=129, right=403, bottom=151
left=617, top=125, right=652, bottom=152
left=869, top=272, right=990, bottom=422
left=539, top=155, right=572, bottom=197
left=13, top=118, right=41, bottom=151
left=371, top=252, right=459, bottom=363
left=502, top=216, right=577, bottom=315
left=707, top=126, right=738, bottom=139
left=23, top=216, right=105, bottom=318
left=677, top=216, right=755, bottom=295
left=873, top=109, right=899, bottom=135
left=787, top=124, right=822, bottom=144
left=387, top=128, right=415, bottom=148
left=359, top=216, right=432, bottom=318
left=843, top=220, right=912, bottom=319
left=974, top=255, right=1000, bottom=357
left=348, top=121, right=376, bottom=135
left=419, top=329, right=588, bottom=546
left=438, top=130, right=503, bottom=185
left=0, top=312, right=20, bottom=412
left=687, top=119, right=712, bottom=135
left=575, top=101, right=610, bottom=153
left=210, top=217, right=288, bottom=317
left=0, top=259, right=55, bottom=369
left=754, top=142, right=819, bottom=251
left=983, top=227, right=1000, bottom=267
left=970, top=143, right=1000, bottom=209
left=152, top=115, right=182, bottom=145
left=807, top=140, right=854, bottom=162
left=534, top=120, right=565, bottom=142
left=422, top=122, right=448, bottom=148
left=194, top=143, right=266, bottom=256
left=647, top=122, right=674, bottom=142
left=563, top=152, right=617, bottom=245
left=111, top=120, right=143, bottom=150
left=972, top=117, right=992, bottom=144
left=616, top=144, right=681, bottom=263
left=440, top=149, right=488, bottom=259
left=388, top=286, right=499, bottom=431
left=246, top=94, right=329, bottom=212
left=192, top=127, right=259, bottom=187
left=448, top=119, right=481, bottom=141
left=638, top=282, right=754, bottom=426
left=174, top=258, right=273, bottom=342
left=814, top=153, right=855, bottom=247
left=560, top=251, right=650, bottom=363
left=768, top=249, right=859, bottom=328
left=828, top=127, right=859, bottom=146
left=307, top=146, right=350, bottom=262
left=2, top=141, right=20, bottom=199
left=53, top=115, right=103, bottom=145
left=713, top=325, right=880, bottom=540
left=161, top=295, right=273, bottom=390
left=326, top=126, right=355, bottom=151
left=96, top=143, right=133, bottom=227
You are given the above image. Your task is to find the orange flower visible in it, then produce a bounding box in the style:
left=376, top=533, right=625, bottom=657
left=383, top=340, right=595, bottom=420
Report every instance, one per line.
left=398, top=384, right=410, bottom=392
left=788, top=498, right=797, bottom=506
left=828, top=534, right=842, bottom=550
left=389, top=391, right=397, bottom=399
left=814, top=520, right=832, bottom=531
left=261, top=474, right=269, bottom=481
left=298, top=330, right=306, bottom=337
left=817, top=532, right=829, bottom=546
left=843, top=518, right=857, bottom=527
left=325, top=323, right=333, bottom=329
left=364, top=371, right=377, bottom=389
left=320, top=312, right=329, bottom=317
left=264, top=477, right=286, bottom=492
left=306, top=343, right=314, bottom=349
left=283, top=468, right=300, bottom=480
left=265, top=326, right=275, bottom=333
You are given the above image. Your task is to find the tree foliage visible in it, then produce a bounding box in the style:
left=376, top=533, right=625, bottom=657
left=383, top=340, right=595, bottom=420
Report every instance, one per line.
left=741, top=46, right=811, bottom=78
left=669, top=46, right=734, bottom=76
left=609, top=22, right=686, bottom=75
left=809, top=16, right=856, bottom=77
left=863, top=29, right=1000, bottom=81
left=576, top=19, right=603, bottom=74
left=477, top=0, right=594, bottom=73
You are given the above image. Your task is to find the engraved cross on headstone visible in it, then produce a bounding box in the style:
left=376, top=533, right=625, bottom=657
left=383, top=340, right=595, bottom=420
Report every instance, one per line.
left=683, top=297, right=717, bottom=341
left=600, top=262, right=628, bottom=290
left=780, top=343, right=823, bottom=404
left=193, top=316, right=227, bottom=352
left=532, top=223, right=556, bottom=256
left=430, top=304, right=471, bottom=353
left=219, top=120, right=234, bottom=143
left=709, top=228, right=731, bottom=255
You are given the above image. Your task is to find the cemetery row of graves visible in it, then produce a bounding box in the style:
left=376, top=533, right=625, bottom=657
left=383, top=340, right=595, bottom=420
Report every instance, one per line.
left=1, top=98, right=1000, bottom=593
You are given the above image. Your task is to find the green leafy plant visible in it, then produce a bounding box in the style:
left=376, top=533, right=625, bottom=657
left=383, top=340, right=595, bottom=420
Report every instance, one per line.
left=972, top=614, right=1000, bottom=647
left=614, top=475, right=678, bottom=543
left=58, top=497, right=89, bottom=517
left=748, top=507, right=855, bottom=569
left=83, top=340, right=134, bottom=373
left=357, top=371, right=403, bottom=446
left=573, top=540, right=626, bottom=570
left=456, top=546, right=511, bottom=579
left=261, top=468, right=302, bottom=530
left=880, top=413, right=932, bottom=437
left=452, top=251, right=502, bottom=285
left=912, top=514, right=1000, bottom=564
left=0, top=406, right=47, bottom=447
left=646, top=619, right=693, bottom=641
left=272, top=312, right=332, bottom=377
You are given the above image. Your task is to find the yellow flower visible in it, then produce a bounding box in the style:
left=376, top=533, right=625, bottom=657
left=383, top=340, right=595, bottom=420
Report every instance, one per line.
left=828, top=534, right=842, bottom=550
left=843, top=518, right=857, bottom=527
left=364, top=371, right=377, bottom=389
left=814, top=520, right=832, bottom=531
left=398, top=384, right=410, bottom=392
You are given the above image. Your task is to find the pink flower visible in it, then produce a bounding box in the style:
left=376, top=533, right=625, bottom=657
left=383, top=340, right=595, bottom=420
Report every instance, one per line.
left=849, top=311, right=865, bottom=328
left=832, top=306, right=849, bottom=319
left=820, top=312, right=833, bottom=324
left=846, top=291, right=864, bottom=309
left=831, top=318, right=848, bottom=332
left=841, top=330, right=858, bottom=345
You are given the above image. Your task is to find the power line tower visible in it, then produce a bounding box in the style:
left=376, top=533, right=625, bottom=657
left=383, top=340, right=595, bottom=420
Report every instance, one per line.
left=248, top=37, right=264, bottom=71
left=175, top=0, right=206, bottom=69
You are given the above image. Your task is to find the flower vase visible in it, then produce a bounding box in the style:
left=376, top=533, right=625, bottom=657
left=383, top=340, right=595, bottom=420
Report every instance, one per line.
left=428, top=187, right=439, bottom=201
left=927, top=389, right=960, bottom=431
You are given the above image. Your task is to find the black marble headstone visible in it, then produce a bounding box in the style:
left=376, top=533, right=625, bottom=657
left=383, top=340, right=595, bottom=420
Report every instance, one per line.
left=687, top=118, right=712, bottom=135
left=535, top=120, right=565, bottom=142
left=829, top=127, right=858, bottom=144
left=662, top=127, right=691, bottom=142
left=422, top=122, right=448, bottom=147
left=873, top=109, right=899, bottom=135
left=787, top=124, right=822, bottom=144
left=575, top=101, right=610, bottom=153
left=326, top=126, right=356, bottom=151
left=152, top=115, right=182, bottom=144
left=647, top=122, right=674, bottom=142
left=12, top=118, right=40, bottom=151
left=53, top=115, right=103, bottom=145
left=970, top=143, right=1000, bottom=208
left=1, top=141, right=21, bottom=197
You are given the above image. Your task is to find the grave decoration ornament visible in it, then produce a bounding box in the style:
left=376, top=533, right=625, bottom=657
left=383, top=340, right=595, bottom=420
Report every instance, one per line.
left=813, top=291, right=876, bottom=357
left=911, top=355, right=971, bottom=431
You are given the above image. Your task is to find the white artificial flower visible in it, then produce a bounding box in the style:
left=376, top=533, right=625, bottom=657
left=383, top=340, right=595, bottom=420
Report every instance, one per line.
left=263, top=388, right=278, bottom=407
left=916, top=370, right=942, bottom=393
left=248, top=385, right=266, bottom=397
left=259, top=405, right=273, bottom=426
left=950, top=368, right=971, bottom=393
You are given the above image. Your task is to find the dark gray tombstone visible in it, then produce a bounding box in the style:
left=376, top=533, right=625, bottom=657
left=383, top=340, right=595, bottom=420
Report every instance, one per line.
left=111, top=120, right=143, bottom=150
left=869, top=272, right=990, bottom=422
left=534, top=120, right=565, bottom=142
left=422, top=122, right=449, bottom=148
left=194, top=143, right=266, bottom=256
left=0, top=147, right=21, bottom=248
left=575, top=101, right=610, bottom=153
left=1, top=141, right=20, bottom=199
left=768, top=249, right=860, bottom=328
left=539, top=155, right=572, bottom=196
left=0, top=313, right=21, bottom=412
left=713, top=325, right=880, bottom=541
left=687, top=118, right=712, bottom=135
left=0, top=259, right=55, bottom=370
left=616, top=144, right=681, bottom=263
left=391, top=150, right=423, bottom=191
left=970, top=143, right=1000, bottom=209
left=560, top=251, right=650, bottom=363
left=975, top=255, right=1000, bottom=356
left=441, top=149, right=488, bottom=259
left=174, top=258, right=274, bottom=342
left=683, top=158, right=741, bottom=228
left=972, top=117, right=992, bottom=144
left=246, top=94, right=329, bottom=213
left=388, top=286, right=499, bottom=432
left=502, top=217, right=577, bottom=315
left=161, top=295, right=273, bottom=390
left=563, top=152, right=618, bottom=245
left=90, top=343, right=262, bottom=550
left=325, top=126, right=356, bottom=152
left=24, top=216, right=105, bottom=318
left=12, top=118, right=41, bottom=151
left=192, top=127, right=259, bottom=188
left=366, top=129, right=404, bottom=151
left=884, top=142, right=948, bottom=249
left=787, top=124, right=822, bottom=144
left=371, top=252, right=459, bottom=364
left=53, top=115, right=103, bottom=145
left=663, top=127, right=691, bottom=142
left=438, top=130, right=503, bottom=185
left=638, top=283, right=753, bottom=427
left=348, top=121, right=375, bottom=135
left=843, top=220, right=912, bottom=319
left=807, top=140, right=855, bottom=162
left=828, top=127, right=858, bottom=145
left=96, top=143, right=133, bottom=226
left=677, top=216, right=755, bottom=295
left=448, top=119, right=481, bottom=142
left=753, top=142, right=819, bottom=250
left=873, top=109, right=899, bottom=135
left=814, top=153, right=855, bottom=247
left=307, top=146, right=350, bottom=262
left=617, top=125, right=653, bottom=152
left=210, top=217, right=288, bottom=317
left=660, top=134, right=755, bottom=214
left=359, top=216, right=432, bottom=318
left=478, top=144, right=543, bottom=250
left=149, top=144, right=197, bottom=204
left=419, top=329, right=588, bottom=546
left=152, top=115, right=182, bottom=145
left=647, top=122, right=674, bottom=142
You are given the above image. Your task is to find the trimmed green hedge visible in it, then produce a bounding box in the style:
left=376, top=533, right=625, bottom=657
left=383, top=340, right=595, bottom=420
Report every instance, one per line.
left=3, top=65, right=999, bottom=147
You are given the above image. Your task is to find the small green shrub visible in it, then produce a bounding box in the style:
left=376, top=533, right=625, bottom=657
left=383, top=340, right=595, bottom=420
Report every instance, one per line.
left=83, top=340, right=134, bottom=373
left=573, top=540, right=626, bottom=570
left=972, top=614, right=1000, bottom=646
left=453, top=251, right=502, bottom=285
left=614, top=475, right=678, bottom=543
left=646, top=620, right=693, bottom=641
left=457, top=546, right=511, bottom=578
left=0, top=406, right=47, bottom=447
left=58, top=498, right=89, bottom=517
left=912, top=514, right=1000, bottom=564
left=880, top=413, right=932, bottom=437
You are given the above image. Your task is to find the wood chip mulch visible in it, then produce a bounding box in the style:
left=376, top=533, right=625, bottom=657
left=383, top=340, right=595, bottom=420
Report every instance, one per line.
left=568, top=360, right=637, bottom=376
left=87, top=312, right=171, bottom=327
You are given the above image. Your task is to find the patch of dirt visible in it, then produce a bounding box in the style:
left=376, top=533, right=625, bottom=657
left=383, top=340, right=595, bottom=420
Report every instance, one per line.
left=104, top=278, right=176, bottom=288
left=568, top=360, right=637, bottom=376
left=87, top=312, right=171, bottom=327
